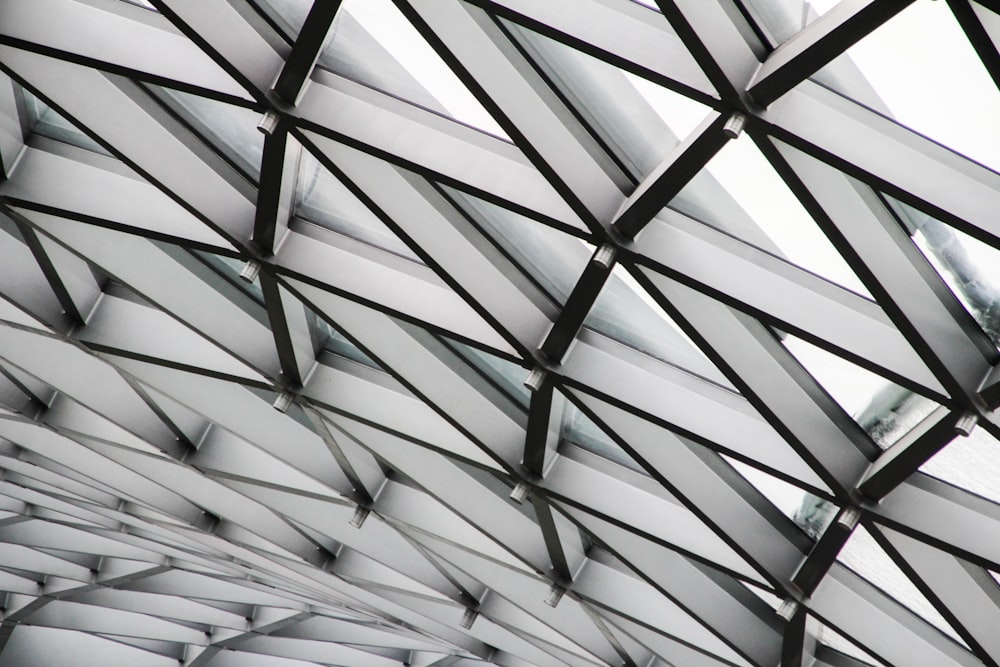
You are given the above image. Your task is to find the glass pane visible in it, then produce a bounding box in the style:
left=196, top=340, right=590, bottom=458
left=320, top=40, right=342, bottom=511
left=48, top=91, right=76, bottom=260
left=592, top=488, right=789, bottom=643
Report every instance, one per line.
left=888, top=195, right=1000, bottom=346
left=561, top=399, right=645, bottom=474
left=318, top=0, right=506, bottom=137
left=812, top=1, right=1000, bottom=172
left=153, top=87, right=264, bottom=181
left=504, top=19, right=710, bottom=180
left=295, top=150, right=421, bottom=262
left=445, top=186, right=591, bottom=306
left=837, top=526, right=966, bottom=644
left=921, top=426, right=1000, bottom=505
left=669, top=134, right=870, bottom=296
left=443, top=339, right=530, bottom=411
left=724, top=455, right=832, bottom=537
left=586, top=265, right=731, bottom=385
left=21, top=89, right=111, bottom=156
left=780, top=333, right=939, bottom=448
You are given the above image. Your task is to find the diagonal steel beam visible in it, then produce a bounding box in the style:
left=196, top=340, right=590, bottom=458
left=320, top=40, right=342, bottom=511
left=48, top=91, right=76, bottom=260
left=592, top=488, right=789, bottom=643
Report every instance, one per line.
left=272, top=1, right=343, bottom=105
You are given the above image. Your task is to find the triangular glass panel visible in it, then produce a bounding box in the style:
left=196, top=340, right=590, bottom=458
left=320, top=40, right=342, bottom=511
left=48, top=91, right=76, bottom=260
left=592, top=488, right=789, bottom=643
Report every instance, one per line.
left=443, top=184, right=591, bottom=308
left=295, top=148, right=422, bottom=262
left=779, top=332, right=940, bottom=449
left=501, top=17, right=712, bottom=181
left=439, top=336, right=530, bottom=412
left=668, top=133, right=871, bottom=296
left=561, top=395, right=646, bottom=475
left=316, top=0, right=507, bottom=138
left=812, top=1, right=1000, bottom=172
left=20, top=88, right=111, bottom=156
left=585, top=264, right=732, bottom=386
left=920, top=426, right=1000, bottom=506
left=886, top=194, right=1000, bottom=347
left=741, top=0, right=845, bottom=45
left=722, top=454, right=835, bottom=539
left=314, top=318, right=383, bottom=371
left=837, top=526, right=967, bottom=646
left=147, top=86, right=264, bottom=182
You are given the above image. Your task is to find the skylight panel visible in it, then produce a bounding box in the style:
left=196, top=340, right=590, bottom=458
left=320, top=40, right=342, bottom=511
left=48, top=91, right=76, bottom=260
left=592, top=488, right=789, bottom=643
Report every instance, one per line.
left=322, top=0, right=508, bottom=137
left=780, top=332, right=940, bottom=449
left=295, top=149, right=422, bottom=262
left=668, top=133, right=871, bottom=296
left=920, top=426, right=1000, bottom=505
left=812, top=1, right=1000, bottom=172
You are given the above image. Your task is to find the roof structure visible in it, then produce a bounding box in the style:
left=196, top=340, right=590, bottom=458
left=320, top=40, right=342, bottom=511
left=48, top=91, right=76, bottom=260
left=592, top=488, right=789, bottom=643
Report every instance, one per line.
left=1, top=0, right=1000, bottom=665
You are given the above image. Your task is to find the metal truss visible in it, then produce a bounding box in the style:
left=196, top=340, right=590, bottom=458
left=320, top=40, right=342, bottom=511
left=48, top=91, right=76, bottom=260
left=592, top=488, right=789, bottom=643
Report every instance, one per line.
left=0, top=0, right=998, bottom=665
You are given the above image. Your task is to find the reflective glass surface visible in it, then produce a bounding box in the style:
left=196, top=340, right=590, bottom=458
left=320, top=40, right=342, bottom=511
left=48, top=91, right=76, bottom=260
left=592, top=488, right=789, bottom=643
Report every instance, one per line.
left=151, top=86, right=263, bottom=181
left=921, top=426, right=1000, bottom=505
left=889, top=195, right=1000, bottom=346
left=781, top=332, right=939, bottom=448
left=838, top=526, right=966, bottom=645
left=21, top=89, right=111, bottom=156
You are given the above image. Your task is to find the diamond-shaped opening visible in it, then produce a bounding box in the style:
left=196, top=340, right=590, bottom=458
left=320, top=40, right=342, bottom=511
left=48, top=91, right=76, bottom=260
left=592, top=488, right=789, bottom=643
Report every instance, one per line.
left=668, top=133, right=871, bottom=296
left=316, top=0, right=507, bottom=137
left=837, top=526, right=968, bottom=646
left=147, top=85, right=264, bottom=183
left=502, top=17, right=712, bottom=181
left=585, top=264, right=732, bottom=387
left=812, top=1, right=1000, bottom=172
left=722, top=454, right=835, bottom=539
left=20, top=87, right=111, bottom=156
left=742, top=0, right=846, bottom=45
left=295, top=148, right=422, bottom=263
left=886, top=194, right=1000, bottom=348
left=920, top=426, right=1000, bottom=506
left=779, top=332, right=940, bottom=449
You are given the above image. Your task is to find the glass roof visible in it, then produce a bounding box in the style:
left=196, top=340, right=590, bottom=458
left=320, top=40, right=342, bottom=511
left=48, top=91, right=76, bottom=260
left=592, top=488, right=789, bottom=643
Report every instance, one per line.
left=1, top=0, right=1000, bottom=666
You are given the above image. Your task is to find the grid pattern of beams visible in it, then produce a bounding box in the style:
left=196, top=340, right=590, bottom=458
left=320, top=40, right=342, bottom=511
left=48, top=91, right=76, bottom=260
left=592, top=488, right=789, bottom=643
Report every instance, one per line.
left=0, top=0, right=998, bottom=666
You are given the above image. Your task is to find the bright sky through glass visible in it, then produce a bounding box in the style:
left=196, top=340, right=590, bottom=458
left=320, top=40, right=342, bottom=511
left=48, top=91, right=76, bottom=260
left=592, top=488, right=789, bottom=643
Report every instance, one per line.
left=346, top=0, right=508, bottom=138
left=829, top=1, right=1000, bottom=171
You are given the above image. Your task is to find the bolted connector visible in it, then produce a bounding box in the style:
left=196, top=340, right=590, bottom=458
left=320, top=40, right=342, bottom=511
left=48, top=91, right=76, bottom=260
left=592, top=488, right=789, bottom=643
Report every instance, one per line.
left=272, top=390, right=294, bottom=413
left=837, top=506, right=861, bottom=530
left=723, top=112, right=747, bottom=139
left=257, top=110, right=281, bottom=135
left=524, top=368, right=547, bottom=392
left=544, top=583, right=566, bottom=608
left=349, top=505, right=370, bottom=529
left=955, top=411, right=978, bottom=437
left=240, top=259, right=261, bottom=283
left=592, top=243, right=617, bottom=269
left=776, top=598, right=799, bottom=621
left=459, top=607, right=478, bottom=629
left=509, top=481, right=530, bottom=505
